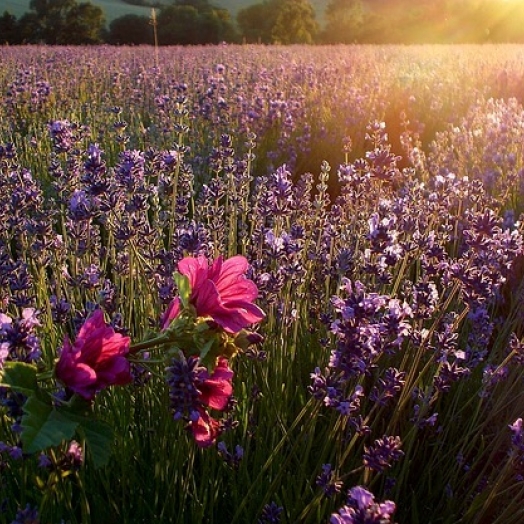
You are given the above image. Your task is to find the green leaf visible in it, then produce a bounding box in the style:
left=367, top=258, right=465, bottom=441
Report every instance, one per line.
left=21, top=395, right=79, bottom=454
left=174, top=272, right=192, bottom=309
left=199, top=338, right=215, bottom=367
left=77, top=419, right=113, bottom=469
left=0, top=362, right=38, bottom=396
left=63, top=394, right=92, bottom=415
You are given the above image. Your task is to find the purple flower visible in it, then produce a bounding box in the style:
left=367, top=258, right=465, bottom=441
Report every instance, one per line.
left=434, top=360, right=471, bottom=393
left=363, top=435, right=404, bottom=473
left=369, top=368, right=406, bottom=405
left=38, top=453, right=52, bottom=468
left=166, top=353, right=234, bottom=448
left=48, top=119, right=74, bottom=153
left=510, top=418, right=523, bottom=448
left=10, top=504, right=40, bottom=524
left=217, top=441, right=244, bottom=468
left=258, top=502, right=283, bottom=524
left=68, top=190, right=96, bottom=221
left=316, top=463, right=343, bottom=497
left=0, top=308, right=41, bottom=364
left=65, top=440, right=83, bottom=469
left=509, top=418, right=524, bottom=480
left=330, top=486, right=396, bottom=524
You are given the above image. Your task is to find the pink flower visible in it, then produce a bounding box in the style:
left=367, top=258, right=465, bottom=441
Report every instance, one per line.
left=191, top=358, right=234, bottom=448
left=162, top=255, right=265, bottom=334
left=198, top=357, right=234, bottom=411
left=55, top=310, right=132, bottom=400
left=190, top=358, right=231, bottom=446
left=191, top=409, right=222, bottom=448
left=168, top=356, right=234, bottom=448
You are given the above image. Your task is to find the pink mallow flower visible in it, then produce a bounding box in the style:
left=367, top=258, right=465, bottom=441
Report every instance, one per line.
left=162, top=255, right=265, bottom=334
left=191, top=409, right=223, bottom=448
left=191, top=358, right=234, bottom=447
left=167, top=354, right=234, bottom=448
left=55, top=310, right=132, bottom=400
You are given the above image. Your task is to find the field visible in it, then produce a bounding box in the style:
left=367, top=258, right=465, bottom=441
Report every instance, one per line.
left=1, top=44, right=524, bottom=523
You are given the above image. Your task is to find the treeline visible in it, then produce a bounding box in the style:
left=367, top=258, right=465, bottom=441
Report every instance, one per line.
left=2, top=0, right=524, bottom=45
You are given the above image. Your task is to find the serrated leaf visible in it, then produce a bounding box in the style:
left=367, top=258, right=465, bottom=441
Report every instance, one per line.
left=174, top=272, right=192, bottom=309
left=0, top=362, right=38, bottom=396
left=21, top=395, right=79, bottom=454
left=77, top=419, right=113, bottom=469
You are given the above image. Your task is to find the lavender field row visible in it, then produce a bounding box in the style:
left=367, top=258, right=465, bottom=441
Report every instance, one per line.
left=1, top=44, right=524, bottom=523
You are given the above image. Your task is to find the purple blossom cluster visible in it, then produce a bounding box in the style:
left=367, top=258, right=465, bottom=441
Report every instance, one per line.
left=509, top=418, right=524, bottom=481
left=363, top=435, right=404, bottom=473
left=330, top=486, right=396, bottom=524
left=316, top=463, right=344, bottom=498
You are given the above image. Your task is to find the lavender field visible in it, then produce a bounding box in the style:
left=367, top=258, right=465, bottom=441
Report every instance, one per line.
left=1, top=44, right=524, bottom=524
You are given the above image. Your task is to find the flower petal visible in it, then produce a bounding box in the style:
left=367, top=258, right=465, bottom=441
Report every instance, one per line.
left=219, top=279, right=259, bottom=303
left=76, top=310, right=106, bottom=342
left=161, top=297, right=181, bottom=330
left=178, top=256, right=209, bottom=292
left=58, top=362, right=98, bottom=400
left=207, top=255, right=223, bottom=282
left=198, top=358, right=234, bottom=410
left=191, top=410, right=221, bottom=448
left=96, top=357, right=132, bottom=387
left=193, top=279, right=222, bottom=317
left=214, top=255, right=249, bottom=291
left=212, top=302, right=266, bottom=332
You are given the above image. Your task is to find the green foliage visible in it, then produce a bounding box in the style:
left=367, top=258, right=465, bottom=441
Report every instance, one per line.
left=174, top=0, right=210, bottom=7
left=14, top=0, right=106, bottom=44
left=157, top=3, right=238, bottom=44
left=0, top=11, right=20, bottom=44
left=271, top=0, right=318, bottom=44
left=237, top=0, right=318, bottom=44
left=1, top=362, right=113, bottom=469
left=174, top=273, right=191, bottom=309
left=108, top=13, right=152, bottom=44
left=4, top=0, right=524, bottom=45
left=66, top=3, right=106, bottom=44
left=321, top=0, right=364, bottom=43
left=236, top=1, right=279, bottom=43
left=21, top=394, right=79, bottom=454
left=75, top=419, right=114, bottom=469
left=0, top=362, right=38, bottom=397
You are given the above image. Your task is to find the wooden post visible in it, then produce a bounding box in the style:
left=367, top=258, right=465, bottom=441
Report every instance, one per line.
left=150, top=8, right=159, bottom=69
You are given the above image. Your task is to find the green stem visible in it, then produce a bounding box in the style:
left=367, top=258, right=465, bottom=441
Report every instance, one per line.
left=129, top=333, right=171, bottom=354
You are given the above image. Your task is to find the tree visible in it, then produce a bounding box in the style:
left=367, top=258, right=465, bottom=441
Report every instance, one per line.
left=174, top=0, right=210, bottom=8
left=18, top=0, right=105, bottom=44
left=157, top=5, right=201, bottom=44
left=237, top=1, right=278, bottom=44
left=200, top=8, right=239, bottom=43
left=157, top=3, right=237, bottom=45
left=66, top=3, right=105, bottom=44
left=17, top=12, right=41, bottom=43
left=322, top=0, right=364, bottom=43
left=108, top=14, right=152, bottom=45
left=271, top=0, right=318, bottom=44
left=0, top=11, right=20, bottom=44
